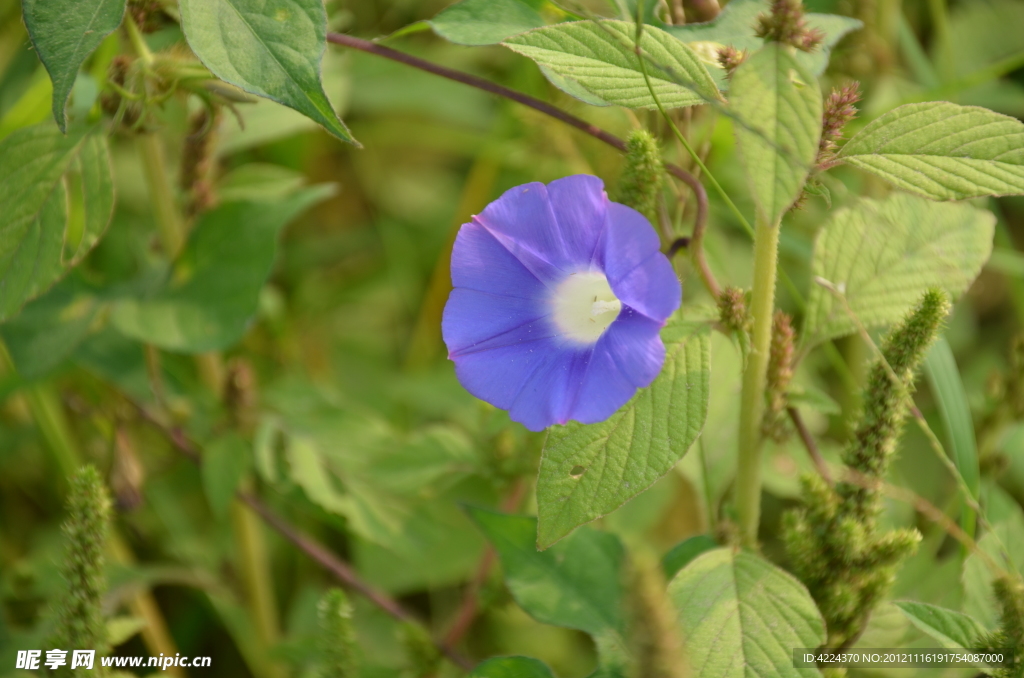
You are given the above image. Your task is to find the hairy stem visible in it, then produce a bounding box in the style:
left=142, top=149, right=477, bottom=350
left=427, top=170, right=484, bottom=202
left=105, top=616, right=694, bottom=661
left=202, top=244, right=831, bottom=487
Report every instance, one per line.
left=736, top=214, right=780, bottom=549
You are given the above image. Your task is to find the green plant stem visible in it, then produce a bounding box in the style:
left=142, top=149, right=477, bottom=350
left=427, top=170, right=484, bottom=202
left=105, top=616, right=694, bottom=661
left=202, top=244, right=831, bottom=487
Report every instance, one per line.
left=736, top=214, right=781, bottom=549
left=137, top=133, right=185, bottom=256
left=230, top=491, right=286, bottom=678
left=124, top=12, right=154, bottom=67
left=927, top=0, right=955, bottom=82
left=25, top=386, right=79, bottom=479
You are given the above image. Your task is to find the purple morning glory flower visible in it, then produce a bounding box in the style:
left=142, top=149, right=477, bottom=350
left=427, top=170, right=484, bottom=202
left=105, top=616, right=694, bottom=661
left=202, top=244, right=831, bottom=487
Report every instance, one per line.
left=441, top=175, right=682, bottom=432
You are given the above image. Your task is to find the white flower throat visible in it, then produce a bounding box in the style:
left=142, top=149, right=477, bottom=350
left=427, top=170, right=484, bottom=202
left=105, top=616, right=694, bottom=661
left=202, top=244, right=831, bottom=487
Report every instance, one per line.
left=550, top=271, right=622, bottom=344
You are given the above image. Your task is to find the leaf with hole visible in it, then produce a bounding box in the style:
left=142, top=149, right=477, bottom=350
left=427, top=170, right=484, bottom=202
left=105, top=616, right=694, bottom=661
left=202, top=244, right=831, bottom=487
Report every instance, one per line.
left=730, top=43, right=822, bottom=223
left=0, top=124, right=113, bottom=322
left=111, top=187, right=333, bottom=353
left=803, top=194, right=994, bottom=346
left=837, top=102, right=1024, bottom=200
left=178, top=0, right=357, bottom=144
left=503, top=20, right=722, bottom=110
left=894, top=601, right=987, bottom=650
left=536, top=318, right=710, bottom=548
left=468, top=507, right=625, bottom=638
left=22, top=0, right=127, bottom=132
left=669, top=548, right=826, bottom=678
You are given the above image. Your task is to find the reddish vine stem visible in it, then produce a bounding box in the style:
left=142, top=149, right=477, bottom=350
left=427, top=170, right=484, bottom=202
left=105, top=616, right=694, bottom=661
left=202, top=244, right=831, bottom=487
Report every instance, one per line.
left=326, top=31, right=718, bottom=298
left=133, top=404, right=474, bottom=671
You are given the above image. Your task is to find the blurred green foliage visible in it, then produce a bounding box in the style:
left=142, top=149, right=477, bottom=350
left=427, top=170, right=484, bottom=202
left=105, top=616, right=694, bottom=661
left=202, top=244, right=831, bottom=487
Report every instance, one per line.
left=2, top=0, right=1024, bottom=676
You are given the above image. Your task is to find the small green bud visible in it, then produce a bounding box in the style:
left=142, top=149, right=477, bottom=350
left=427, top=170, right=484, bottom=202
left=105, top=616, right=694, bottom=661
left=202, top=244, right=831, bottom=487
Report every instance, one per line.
left=867, top=528, right=921, bottom=566
left=53, top=466, right=113, bottom=677
left=716, top=46, right=747, bottom=78
left=818, top=82, right=861, bottom=163
left=717, top=286, right=749, bottom=333
left=613, top=129, right=664, bottom=226
left=317, top=588, right=358, bottom=678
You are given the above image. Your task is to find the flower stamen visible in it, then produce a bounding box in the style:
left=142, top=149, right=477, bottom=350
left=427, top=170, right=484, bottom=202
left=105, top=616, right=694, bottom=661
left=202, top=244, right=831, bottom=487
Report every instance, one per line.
left=551, top=272, right=622, bottom=344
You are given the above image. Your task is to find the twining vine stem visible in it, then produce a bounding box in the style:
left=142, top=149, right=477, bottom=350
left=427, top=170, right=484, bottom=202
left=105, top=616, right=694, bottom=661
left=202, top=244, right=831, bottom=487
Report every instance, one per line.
left=325, top=32, right=718, bottom=298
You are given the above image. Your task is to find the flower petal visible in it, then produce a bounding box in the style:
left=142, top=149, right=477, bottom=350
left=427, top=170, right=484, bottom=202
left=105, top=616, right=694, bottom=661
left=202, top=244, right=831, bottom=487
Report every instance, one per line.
left=603, top=203, right=681, bottom=322
left=452, top=339, right=570, bottom=428
left=450, top=221, right=549, bottom=299
left=599, top=309, right=666, bottom=388
left=509, top=346, right=590, bottom=431
left=561, top=310, right=666, bottom=424
left=546, top=174, right=609, bottom=267
left=442, top=288, right=555, bottom=357
left=474, top=176, right=609, bottom=280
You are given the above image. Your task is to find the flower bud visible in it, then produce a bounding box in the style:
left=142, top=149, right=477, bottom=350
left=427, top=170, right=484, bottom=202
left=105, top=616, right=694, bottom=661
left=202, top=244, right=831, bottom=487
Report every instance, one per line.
left=755, top=0, right=824, bottom=52
left=613, top=129, right=664, bottom=226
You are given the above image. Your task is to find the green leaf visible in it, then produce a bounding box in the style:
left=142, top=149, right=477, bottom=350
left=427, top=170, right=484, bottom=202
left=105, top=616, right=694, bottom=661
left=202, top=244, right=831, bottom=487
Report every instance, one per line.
left=0, top=124, right=114, bottom=321
left=894, top=601, right=987, bottom=650
left=803, top=194, right=995, bottom=346
left=668, top=548, right=826, bottom=678
left=468, top=507, right=625, bottom=637
left=0, top=275, right=99, bottom=379
left=730, top=43, right=822, bottom=223
left=469, top=656, right=556, bottom=678
left=837, top=102, right=1024, bottom=200
left=923, top=336, right=980, bottom=536
left=608, top=0, right=662, bottom=24
left=202, top=433, right=253, bottom=520
left=663, top=0, right=862, bottom=79
left=787, top=383, right=841, bottom=416
left=285, top=434, right=351, bottom=516
left=178, top=0, right=357, bottom=145
left=262, top=381, right=488, bottom=580
left=22, top=0, right=127, bottom=132
left=217, top=163, right=309, bottom=203
left=429, top=0, right=547, bottom=46
left=106, top=616, right=146, bottom=647
left=963, top=514, right=1024, bottom=629
left=503, top=20, right=722, bottom=110
left=111, top=187, right=333, bottom=352
left=536, top=319, right=711, bottom=548
left=662, top=534, right=717, bottom=579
